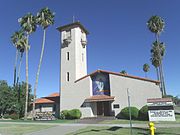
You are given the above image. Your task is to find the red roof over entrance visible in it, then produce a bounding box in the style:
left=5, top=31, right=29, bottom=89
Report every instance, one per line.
left=85, top=95, right=115, bottom=102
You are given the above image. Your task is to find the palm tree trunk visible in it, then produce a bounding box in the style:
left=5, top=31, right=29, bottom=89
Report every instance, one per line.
left=17, top=52, right=23, bottom=85
left=24, top=35, right=29, bottom=120
left=32, top=29, right=46, bottom=120
left=145, top=72, right=147, bottom=78
left=155, top=33, right=164, bottom=96
left=160, top=63, right=166, bottom=95
left=14, top=50, right=19, bottom=87
left=17, top=52, right=23, bottom=102
left=158, top=66, right=164, bottom=95
left=156, top=67, right=160, bottom=81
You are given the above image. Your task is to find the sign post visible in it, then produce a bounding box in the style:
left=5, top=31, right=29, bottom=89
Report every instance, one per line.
left=127, top=89, right=132, bottom=135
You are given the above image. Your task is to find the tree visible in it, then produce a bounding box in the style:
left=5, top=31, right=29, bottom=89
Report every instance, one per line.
left=18, top=13, right=37, bottom=120
left=32, top=7, right=55, bottom=120
left=143, top=63, right=150, bottom=78
left=0, top=80, right=12, bottom=116
left=11, top=30, right=25, bottom=86
left=147, top=15, right=166, bottom=96
left=120, top=70, right=127, bottom=75
left=12, top=82, right=33, bottom=118
left=0, top=80, right=33, bottom=118
left=11, top=30, right=26, bottom=85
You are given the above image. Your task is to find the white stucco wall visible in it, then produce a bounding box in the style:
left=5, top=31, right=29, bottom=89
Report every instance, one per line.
left=60, top=76, right=93, bottom=117
left=110, top=74, right=162, bottom=116
left=60, top=24, right=90, bottom=118
left=35, top=104, right=54, bottom=112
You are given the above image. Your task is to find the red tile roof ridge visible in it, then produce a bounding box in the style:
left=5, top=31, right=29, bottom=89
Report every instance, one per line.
left=75, top=69, right=160, bottom=84
left=35, top=98, right=55, bottom=104
left=147, top=98, right=172, bottom=103
left=47, top=92, right=60, bottom=97
left=85, top=95, right=115, bottom=102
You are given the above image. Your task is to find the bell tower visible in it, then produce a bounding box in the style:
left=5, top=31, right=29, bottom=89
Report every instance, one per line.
left=57, top=22, right=89, bottom=110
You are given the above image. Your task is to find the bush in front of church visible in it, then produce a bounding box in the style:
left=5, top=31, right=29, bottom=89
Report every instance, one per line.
left=60, top=110, right=69, bottom=119
left=138, top=105, right=149, bottom=121
left=66, top=109, right=82, bottom=119
left=117, top=107, right=139, bottom=120
left=60, top=109, right=82, bottom=119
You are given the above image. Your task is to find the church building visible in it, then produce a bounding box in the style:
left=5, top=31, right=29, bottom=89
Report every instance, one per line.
left=57, top=22, right=162, bottom=118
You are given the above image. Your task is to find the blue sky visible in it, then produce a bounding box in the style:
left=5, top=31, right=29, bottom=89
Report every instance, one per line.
left=0, top=0, right=179, bottom=97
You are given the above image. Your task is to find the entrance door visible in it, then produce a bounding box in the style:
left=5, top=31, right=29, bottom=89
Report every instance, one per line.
left=104, top=101, right=110, bottom=116
left=97, top=102, right=103, bottom=115
left=97, top=101, right=111, bottom=116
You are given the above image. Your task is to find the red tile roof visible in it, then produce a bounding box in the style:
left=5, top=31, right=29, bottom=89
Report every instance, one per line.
left=35, top=98, right=55, bottom=104
left=47, top=92, right=60, bottom=97
left=147, top=98, right=172, bottom=103
left=85, top=95, right=115, bottom=102
left=75, top=69, right=160, bottom=84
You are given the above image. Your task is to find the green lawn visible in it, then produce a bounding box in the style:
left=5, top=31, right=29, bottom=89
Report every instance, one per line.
left=100, top=114, right=180, bottom=124
left=68, top=126, right=180, bottom=135
left=0, top=119, right=75, bottom=123
left=0, top=124, right=54, bottom=135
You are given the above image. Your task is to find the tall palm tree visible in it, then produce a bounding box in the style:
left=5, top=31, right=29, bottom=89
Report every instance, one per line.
left=18, top=13, right=37, bottom=120
left=11, top=30, right=25, bottom=87
left=32, top=7, right=55, bottom=120
left=16, top=47, right=24, bottom=85
left=11, top=30, right=26, bottom=103
left=147, top=15, right=166, bottom=96
left=143, top=63, right=150, bottom=78
left=150, top=41, right=166, bottom=95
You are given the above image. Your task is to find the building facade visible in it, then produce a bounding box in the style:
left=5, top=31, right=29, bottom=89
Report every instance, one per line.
left=57, top=22, right=162, bottom=118
left=34, top=93, right=60, bottom=117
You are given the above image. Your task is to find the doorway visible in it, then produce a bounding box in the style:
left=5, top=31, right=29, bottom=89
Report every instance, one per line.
left=97, top=101, right=111, bottom=116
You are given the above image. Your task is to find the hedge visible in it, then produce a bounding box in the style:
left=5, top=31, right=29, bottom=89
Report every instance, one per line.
left=117, top=107, right=139, bottom=120
left=138, top=105, right=149, bottom=121
left=60, top=109, right=82, bottom=120
left=3, top=113, right=19, bottom=120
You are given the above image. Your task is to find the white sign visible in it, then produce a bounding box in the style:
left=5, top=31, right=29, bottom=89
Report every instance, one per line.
left=147, top=98, right=176, bottom=121
left=148, top=110, right=176, bottom=121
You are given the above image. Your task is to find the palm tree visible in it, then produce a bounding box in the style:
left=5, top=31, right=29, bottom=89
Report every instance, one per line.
left=147, top=15, right=166, bottom=96
left=120, top=70, right=127, bottom=75
left=16, top=47, right=24, bottom=85
left=11, top=30, right=26, bottom=103
left=11, top=30, right=25, bottom=87
left=18, top=13, right=37, bottom=120
left=143, top=64, right=150, bottom=78
left=150, top=41, right=166, bottom=95
left=32, top=7, right=55, bottom=120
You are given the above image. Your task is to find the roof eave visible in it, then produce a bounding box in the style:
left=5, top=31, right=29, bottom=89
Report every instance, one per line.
left=57, top=22, right=89, bottom=35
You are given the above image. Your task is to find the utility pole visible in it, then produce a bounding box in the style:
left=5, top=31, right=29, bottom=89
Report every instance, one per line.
left=127, top=88, right=132, bottom=135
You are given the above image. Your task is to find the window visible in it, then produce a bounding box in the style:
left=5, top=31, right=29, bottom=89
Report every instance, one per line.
left=113, top=104, right=120, bottom=109
left=67, top=52, right=69, bottom=60
left=66, top=30, right=71, bottom=38
left=67, top=72, right=70, bottom=82
left=53, top=104, right=56, bottom=112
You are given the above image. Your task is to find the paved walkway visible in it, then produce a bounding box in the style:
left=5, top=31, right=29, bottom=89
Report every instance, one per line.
left=25, top=125, right=86, bottom=135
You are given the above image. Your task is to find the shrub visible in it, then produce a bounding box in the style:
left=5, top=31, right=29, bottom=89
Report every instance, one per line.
left=10, top=113, right=19, bottom=120
left=138, top=105, right=149, bottom=121
left=117, top=107, right=139, bottom=120
left=66, top=109, right=82, bottom=119
left=3, top=113, right=19, bottom=120
left=3, top=114, right=11, bottom=119
left=60, top=109, right=82, bottom=120
left=60, top=110, right=69, bottom=119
